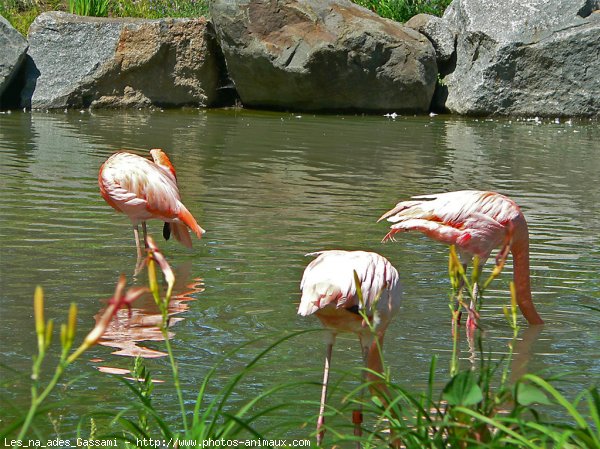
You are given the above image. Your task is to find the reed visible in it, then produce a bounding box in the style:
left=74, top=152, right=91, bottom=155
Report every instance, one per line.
left=1, top=238, right=309, bottom=443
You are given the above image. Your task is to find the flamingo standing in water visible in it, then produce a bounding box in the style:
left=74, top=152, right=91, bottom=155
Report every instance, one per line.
left=378, top=190, right=543, bottom=330
left=98, top=149, right=205, bottom=264
left=298, top=250, right=402, bottom=446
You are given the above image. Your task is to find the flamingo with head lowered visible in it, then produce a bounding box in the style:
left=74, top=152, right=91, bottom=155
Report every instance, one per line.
left=298, top=250, right=402, bottom=446
left=378, top=190, right=543, bottom=331
left=99, top=149, right=205, bottom=265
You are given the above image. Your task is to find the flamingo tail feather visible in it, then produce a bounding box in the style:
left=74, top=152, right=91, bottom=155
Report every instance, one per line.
left=178, top=207, right=205, bottom=239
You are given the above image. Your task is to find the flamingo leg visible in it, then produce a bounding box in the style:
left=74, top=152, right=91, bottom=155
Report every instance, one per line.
left=317, top=337, right=334, bottom=446
left=352, top=340, right=371, bottom=448
left=133, top=224, right=143, bottom=260
left=465, top=283, right=481, bottom=341
left=466, top=260, right=484, bottom=337
left=142, top=222, right=148, bottom=249
left=133, top=223, right=146, bottom=276
left=452, top=263, right=468, bottom=333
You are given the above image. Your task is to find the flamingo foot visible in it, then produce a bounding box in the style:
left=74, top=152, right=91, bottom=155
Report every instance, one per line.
left=381, top=229, right=400, bottom=243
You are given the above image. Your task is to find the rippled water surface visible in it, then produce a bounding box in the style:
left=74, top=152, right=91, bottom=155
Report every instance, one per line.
left=1, top=110, right=599, bottom=438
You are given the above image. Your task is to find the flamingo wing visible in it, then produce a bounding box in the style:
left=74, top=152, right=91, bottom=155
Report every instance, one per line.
left=99, top=152, right=184, bottom=224
left=298, top=251, right=400, bottom=320
left=379, top=191, right=515, bottom=259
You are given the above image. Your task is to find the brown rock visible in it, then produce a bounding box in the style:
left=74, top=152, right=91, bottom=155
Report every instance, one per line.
left=21, top=12, right=222, bottom=109
left=210, top=0, right=438, bottom=113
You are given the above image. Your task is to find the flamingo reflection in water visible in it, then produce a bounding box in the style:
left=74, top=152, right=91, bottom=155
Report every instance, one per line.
left=379, top=190, right=544, bottom=332
left=298, top=250, right=402, bottom=446
left=98, top=149, right=205, bottom=271
left=93, top=260, right=205, bottom=375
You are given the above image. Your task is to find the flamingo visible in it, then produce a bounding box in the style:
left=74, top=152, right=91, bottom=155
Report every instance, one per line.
left=98, top=149, right=205, bottom=264
left=298, top=250, right=402, bottom=446
left=378, top=190, right=543, bottom=330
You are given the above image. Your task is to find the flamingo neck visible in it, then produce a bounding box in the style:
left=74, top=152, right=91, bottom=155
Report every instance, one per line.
left=366, top=335, right=384, bottom=376
left=365, top=334, right=392, bottom=399
left=511, top=218, right=544, bottom=325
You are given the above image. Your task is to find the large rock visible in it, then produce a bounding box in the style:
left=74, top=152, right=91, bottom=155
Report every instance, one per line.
left=21, top=12, right=222, bottom=109
left=1, top=15, right=28, bottom=108
left=405, top=14, right=455, bottom=65
left=210, top=0, right=437, bottom=112
left=442, top=0, right=600, bottom=116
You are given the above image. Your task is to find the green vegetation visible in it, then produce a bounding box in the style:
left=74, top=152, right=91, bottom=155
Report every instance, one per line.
left=1, top=0, right=60, bottom=35
left=0, top=239, right=310, bottom=444
left=1, top=0, right=208, bottom=35
left=1, top=0, right=446, bottom=36
left=353, top=0, right=452, bottom=22
left=108, top=0, right=208, bottom=20
left=0, top=274, right=145, bottom=440
left=328, top=247, right=600, bottom=448
left=2, top=236, right=598, bottom=447
left=68, top=0, right=109, bottom=17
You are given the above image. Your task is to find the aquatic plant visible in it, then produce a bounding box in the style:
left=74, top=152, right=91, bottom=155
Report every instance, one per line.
left=103, top=332, right=312, bottom=445
left=73, top=237, right=310, bottom=444
left=1, top=238, right=310, bottom=443
left=322, top=245, right=600, bottom=448
left=2, top=235, right=598, bottom=447
left=0, top=275, right=145, bottom=441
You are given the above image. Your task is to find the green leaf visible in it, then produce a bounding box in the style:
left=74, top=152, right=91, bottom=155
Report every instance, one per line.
left=371, top=395, right=384, bottom=407
left=442, top=371, right=483, bottom=406
left=516, top=382, right=552, bottom=406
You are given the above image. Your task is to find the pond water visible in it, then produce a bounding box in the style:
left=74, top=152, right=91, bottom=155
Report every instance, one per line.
left=0, top=109, right=599, bottom=439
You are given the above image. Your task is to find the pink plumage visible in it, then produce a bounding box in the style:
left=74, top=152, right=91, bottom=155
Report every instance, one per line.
left=379, top=190, right=543, bottom=326
left=298, top=250, right=401, bottom=445
left=98, top=149, right=205, bottom=263
left=299, top=250, right=401, bottom=326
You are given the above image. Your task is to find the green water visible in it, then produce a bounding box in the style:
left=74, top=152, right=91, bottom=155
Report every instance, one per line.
left=0, top=109, right=599, bottom=439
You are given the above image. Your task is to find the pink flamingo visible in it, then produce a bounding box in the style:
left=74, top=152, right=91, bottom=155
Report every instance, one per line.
left=298, top=250, right=402, bottom=446
left=99, top=149, right=205, bottom=264
left=378, top=190, right=543, bottom=330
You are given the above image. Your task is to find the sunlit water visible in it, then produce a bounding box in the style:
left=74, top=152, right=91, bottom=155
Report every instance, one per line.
left=0, top=109, right=598, bottom=439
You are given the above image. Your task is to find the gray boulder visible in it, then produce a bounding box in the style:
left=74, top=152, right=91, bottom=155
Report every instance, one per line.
left=442, top=0, right=600, bottom=116
left=210, top=0, right=437, bottom=112
left=21, top=12, right=221, bottom=109
left=405, top=14, right=455, bottom=65
left=1, top=15, right=28, bottom=107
